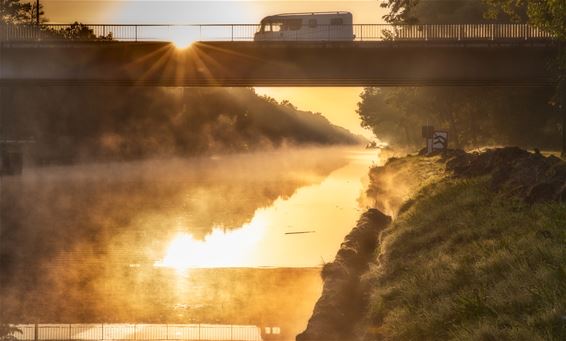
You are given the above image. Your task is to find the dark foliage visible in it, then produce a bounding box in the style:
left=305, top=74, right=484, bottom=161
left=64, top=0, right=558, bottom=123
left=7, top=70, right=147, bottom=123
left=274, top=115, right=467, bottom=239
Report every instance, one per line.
left=3, top=87, right=361, bottom=164
left=360, top=1, right=562, bottom=150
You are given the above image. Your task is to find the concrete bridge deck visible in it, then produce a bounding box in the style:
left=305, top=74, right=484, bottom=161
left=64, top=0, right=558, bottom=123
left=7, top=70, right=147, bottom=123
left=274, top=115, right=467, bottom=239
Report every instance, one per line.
left=0, top=40, right=560, bottom=87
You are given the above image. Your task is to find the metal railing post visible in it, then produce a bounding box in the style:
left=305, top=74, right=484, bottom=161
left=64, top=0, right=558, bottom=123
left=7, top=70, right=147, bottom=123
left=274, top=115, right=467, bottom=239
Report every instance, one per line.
left=525, top=24, right=529, bottom=40
left=231, top=25, right=234, bottom=41
left=135, top=25, right=138, bottom=42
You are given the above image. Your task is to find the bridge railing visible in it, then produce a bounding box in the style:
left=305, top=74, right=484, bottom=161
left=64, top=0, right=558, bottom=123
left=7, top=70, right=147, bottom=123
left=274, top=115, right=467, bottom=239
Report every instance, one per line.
left=355, top=23, right=554, bottom=41
left=0, top=23, right=556, bottom=42
left=11, top=324, right=263, bottom=341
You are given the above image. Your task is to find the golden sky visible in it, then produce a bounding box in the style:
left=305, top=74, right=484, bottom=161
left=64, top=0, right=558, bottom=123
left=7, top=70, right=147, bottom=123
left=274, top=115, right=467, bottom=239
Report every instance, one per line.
left=41, top=1, right=383, bottom=138
left=42, top=1, right=385, bottom=24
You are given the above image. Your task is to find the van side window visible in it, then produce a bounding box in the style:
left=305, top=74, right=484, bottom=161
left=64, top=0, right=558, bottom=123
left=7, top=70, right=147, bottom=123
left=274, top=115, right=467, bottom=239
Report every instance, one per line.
left=331, top=18, right=344, bottom=25
left=308, top=19, right=317, bottom=28
left=287, top=19, right=302, bottom=31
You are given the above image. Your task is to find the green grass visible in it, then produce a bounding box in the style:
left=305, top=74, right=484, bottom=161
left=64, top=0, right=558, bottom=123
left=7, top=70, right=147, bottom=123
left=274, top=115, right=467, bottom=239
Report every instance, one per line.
left=362, top=177, right=566, bottom=341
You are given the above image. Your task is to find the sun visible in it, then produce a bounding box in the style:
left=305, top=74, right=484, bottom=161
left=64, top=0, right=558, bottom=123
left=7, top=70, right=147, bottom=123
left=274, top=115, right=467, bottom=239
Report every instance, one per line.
left=168, top=28, right=199, bottom=49
left=170, top=36, right=195, bottom=49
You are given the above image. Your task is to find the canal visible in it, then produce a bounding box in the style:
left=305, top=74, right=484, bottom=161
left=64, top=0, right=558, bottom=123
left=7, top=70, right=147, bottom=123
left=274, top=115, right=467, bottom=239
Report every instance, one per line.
left=0, top=147, right=380, bottom=339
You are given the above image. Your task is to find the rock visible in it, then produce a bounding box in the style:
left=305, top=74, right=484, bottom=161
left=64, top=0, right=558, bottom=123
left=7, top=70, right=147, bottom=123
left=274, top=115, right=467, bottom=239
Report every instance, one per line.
left=446, top=147, right=566, bottom=204
left=296, top=209, right=392, bottom=341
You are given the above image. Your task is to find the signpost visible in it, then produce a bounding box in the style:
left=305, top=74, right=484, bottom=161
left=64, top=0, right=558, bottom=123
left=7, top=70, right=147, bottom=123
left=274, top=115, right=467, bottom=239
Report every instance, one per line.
left=432, top=131, right=448, bottom=151
left=422, top=126, right=448, bottom=154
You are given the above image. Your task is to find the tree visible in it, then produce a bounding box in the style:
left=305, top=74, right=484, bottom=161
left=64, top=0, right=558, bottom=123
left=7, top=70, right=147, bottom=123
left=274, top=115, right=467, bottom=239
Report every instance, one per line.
left=1, top=1, right=109, bottom=41
left=0, top=0, right=45, bottom=24
left=357, top=88, right=430, bottom=147
left=483, top=0, right=566, bottom=38
left=483, top=0, right=566, bottom=76
left=0, top=0, right=31, bottom=24
left=380, top=0, right=497, bottom=24
left=50, top=22, right=112, bottom=41
left=482, top=1, right=566, bottom=155
left=359, top=0, right=561, bottom=151
left=0, top=324, right=21, bottom=341
left=26, top=0, right=45, bottom=25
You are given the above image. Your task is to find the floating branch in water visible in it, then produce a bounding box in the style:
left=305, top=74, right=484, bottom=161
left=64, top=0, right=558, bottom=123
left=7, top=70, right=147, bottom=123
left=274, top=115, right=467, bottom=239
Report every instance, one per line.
left=285, top=231, right=316, bottom=235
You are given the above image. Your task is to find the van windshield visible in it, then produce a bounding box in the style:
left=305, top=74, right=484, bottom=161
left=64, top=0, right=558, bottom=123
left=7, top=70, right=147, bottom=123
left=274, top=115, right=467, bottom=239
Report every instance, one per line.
left=259, top=19, right=303, bottom=33
left=259, top=21, right=283, bottom=32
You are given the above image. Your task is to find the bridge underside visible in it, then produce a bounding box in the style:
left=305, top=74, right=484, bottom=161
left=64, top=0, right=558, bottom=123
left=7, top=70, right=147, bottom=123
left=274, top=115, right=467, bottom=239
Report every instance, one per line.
left=0, top=41, right=560, bottom=87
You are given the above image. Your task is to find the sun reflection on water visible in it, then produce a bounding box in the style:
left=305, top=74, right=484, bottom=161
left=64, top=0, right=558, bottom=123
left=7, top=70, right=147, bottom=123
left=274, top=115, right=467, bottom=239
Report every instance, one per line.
left=154, top=213, right=267, bottom=272
left=153, top=149, right=381, bottom=271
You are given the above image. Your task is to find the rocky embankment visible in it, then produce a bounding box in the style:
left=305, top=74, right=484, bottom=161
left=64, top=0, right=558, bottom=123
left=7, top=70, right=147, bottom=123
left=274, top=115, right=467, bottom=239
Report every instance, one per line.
left=444, top=147, right=565, bottom=203
left=298, top=147, right=565, bottom=341
left=296, top=209, right=392, bottom=341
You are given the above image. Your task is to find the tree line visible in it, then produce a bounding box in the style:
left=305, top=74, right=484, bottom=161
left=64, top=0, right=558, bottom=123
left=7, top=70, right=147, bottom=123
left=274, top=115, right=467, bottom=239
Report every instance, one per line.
left=1, top=0, right=113, bottom=40
left=3, top=86, right=362, bottom=164
left=358, top=0, right=565, bottom=150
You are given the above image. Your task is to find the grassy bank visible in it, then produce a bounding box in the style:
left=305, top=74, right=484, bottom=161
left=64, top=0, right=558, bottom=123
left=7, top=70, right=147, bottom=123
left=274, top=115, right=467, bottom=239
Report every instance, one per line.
left=361, top=156, right=566, bottom=340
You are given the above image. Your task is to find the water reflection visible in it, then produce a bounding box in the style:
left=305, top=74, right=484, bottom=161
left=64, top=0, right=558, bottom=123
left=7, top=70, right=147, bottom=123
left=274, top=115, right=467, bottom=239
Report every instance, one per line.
left=154, top=149, right=378, bottom=269
left=154, top=215, right=267, bottom=271
left=0, top=147, right=378, bottom=335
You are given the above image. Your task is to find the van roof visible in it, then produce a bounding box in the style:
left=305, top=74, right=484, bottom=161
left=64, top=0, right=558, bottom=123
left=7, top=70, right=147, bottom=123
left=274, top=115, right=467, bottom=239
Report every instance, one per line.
left=262, top=11, right=352, bottom=20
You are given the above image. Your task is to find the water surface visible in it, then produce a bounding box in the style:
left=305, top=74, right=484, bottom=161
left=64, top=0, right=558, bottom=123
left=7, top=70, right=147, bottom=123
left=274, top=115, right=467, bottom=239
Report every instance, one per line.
left=1, top=147, right=379, bottom=335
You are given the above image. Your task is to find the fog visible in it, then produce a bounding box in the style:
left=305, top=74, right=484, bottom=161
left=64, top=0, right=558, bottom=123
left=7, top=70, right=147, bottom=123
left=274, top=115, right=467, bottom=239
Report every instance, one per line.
left=2, top=87, right=363, bottom=165
left=363, top=151, right=436, bottom=218
left=0, top=53, right=368, bottom=340
left=0, top=147, right=370, bottom=338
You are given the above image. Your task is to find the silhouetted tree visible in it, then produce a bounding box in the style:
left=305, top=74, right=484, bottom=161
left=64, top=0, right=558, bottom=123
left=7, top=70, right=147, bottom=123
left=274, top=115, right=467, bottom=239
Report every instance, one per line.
left=358, top=0, right=561, bottom=150
left=0, top=324, right=21, bottom=341
left=2, top=87, right=362, bottom=164
left=25, top=0, right=45, bottom=25
left=380, top=0, right=496, bottom=24
left=0, top=0, right=31, bottom=24
left=483, top=0, right=565, bottom=38
left=52, top=21, right=112, bottom=41
left=483, top=0, right=566, bottom=74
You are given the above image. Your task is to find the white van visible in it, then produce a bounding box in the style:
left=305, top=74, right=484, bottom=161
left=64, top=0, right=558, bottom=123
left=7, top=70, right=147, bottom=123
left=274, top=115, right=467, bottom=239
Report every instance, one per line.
left=254, top=12, right=354, bottom=41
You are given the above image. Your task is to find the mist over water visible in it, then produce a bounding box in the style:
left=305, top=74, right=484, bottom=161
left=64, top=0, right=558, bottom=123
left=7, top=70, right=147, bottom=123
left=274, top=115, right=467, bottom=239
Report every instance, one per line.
left=0, top=147, right=379, bottom=337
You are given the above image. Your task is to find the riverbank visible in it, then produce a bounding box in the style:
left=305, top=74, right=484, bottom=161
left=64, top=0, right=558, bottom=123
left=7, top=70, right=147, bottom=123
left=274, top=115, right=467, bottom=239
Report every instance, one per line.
left=298, top=148, right=566, bottom=340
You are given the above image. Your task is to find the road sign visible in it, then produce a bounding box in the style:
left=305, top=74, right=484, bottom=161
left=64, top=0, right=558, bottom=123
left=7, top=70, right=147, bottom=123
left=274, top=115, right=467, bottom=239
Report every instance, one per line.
left=432, top=131, right=448, bottom=151
left=422, top=126, right=435, bottom=138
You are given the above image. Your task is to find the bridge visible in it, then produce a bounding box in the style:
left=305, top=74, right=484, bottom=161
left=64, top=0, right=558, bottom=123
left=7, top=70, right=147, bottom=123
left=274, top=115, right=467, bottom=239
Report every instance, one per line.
left=0, top=23, right=561, bottom=87
left=9, top=323, right=264, bottom=341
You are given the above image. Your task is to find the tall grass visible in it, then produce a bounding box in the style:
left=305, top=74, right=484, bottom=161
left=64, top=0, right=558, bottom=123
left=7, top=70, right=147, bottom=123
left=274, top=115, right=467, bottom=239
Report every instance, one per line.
left=362, top=176, right=566, bottom=340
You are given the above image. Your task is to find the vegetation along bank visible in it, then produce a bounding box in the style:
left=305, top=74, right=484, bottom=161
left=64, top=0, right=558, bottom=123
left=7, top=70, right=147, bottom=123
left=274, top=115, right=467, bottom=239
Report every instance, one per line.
left=300, top=147, right=566, bottom=340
